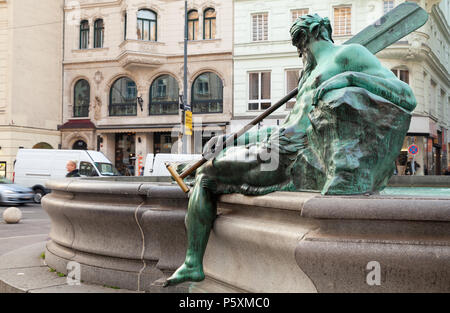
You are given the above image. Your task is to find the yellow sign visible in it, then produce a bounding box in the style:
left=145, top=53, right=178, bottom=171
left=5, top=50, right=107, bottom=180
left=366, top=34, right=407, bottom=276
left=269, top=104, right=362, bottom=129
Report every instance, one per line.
left=185, top=111, right=193, bottom=136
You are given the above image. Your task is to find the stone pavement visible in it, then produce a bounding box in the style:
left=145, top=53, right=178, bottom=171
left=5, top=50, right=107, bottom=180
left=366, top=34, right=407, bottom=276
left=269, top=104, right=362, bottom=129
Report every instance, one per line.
left=0, top=242, right=139, bottom=293
left=0, top=203, right=51, bottom=256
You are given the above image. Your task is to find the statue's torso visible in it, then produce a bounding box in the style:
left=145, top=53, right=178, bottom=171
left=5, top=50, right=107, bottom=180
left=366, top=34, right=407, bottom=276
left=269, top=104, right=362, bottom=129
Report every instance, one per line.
left=281, top=44, right=381, bottom=134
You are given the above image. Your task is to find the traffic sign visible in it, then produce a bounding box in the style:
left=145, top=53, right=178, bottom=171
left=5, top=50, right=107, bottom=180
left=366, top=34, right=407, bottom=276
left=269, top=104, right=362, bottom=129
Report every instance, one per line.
left=185, top=111, right=192, bottom=136
left=408, top=144, right=419, bottom=155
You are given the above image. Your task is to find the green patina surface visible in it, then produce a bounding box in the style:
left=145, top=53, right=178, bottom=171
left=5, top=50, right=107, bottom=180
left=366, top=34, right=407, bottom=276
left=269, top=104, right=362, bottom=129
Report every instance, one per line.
left=165, top=5, right=428, bottom=286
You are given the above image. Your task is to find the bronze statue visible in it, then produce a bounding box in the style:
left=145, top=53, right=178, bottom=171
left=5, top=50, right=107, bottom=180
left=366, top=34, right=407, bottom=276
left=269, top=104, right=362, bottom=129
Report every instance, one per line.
left=165, top=8, right=425, bottom=286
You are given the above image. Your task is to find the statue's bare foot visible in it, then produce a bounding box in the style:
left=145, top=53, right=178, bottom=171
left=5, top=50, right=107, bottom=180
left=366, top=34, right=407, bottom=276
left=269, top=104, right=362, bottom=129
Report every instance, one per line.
left=164, top=263, right=205, bottom=287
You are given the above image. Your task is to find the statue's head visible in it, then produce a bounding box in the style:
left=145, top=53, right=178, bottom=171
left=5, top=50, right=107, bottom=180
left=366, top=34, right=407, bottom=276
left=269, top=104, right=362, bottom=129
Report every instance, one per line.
left=290, top=14, right=334, bottom=56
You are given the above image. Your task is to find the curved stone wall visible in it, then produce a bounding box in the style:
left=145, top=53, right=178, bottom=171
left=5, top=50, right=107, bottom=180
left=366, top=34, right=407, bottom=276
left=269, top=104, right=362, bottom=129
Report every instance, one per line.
left=43, top=178, right=450, bottom=292
left=43, top=179, right=189, bottom=291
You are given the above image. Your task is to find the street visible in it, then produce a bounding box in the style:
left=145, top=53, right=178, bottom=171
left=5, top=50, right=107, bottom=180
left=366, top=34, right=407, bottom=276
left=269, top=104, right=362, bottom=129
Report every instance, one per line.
left=0, top=203, right=51, bottom=256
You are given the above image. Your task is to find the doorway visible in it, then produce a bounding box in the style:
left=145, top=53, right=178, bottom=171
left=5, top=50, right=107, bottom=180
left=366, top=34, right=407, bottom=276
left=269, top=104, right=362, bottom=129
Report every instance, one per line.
left=72, top=140, right=87, bottom=150
left=115, top=133, right=136, bottom=176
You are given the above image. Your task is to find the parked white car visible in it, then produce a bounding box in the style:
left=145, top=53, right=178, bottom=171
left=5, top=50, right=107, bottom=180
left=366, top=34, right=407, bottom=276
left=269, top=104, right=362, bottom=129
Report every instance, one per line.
left=13, top=149, right=119, bottom=203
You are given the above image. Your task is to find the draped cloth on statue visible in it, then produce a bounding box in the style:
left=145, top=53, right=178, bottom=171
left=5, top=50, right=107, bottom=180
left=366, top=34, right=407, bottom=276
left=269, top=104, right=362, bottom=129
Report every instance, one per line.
left=295, top=87, right=411, bottom=195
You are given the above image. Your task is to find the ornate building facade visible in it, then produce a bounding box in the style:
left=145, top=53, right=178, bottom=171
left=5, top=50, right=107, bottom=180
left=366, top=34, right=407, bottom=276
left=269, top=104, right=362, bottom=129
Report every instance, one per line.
left=232, top=0, right=449, bottom=175
left=61, top=0, right=233, bottom=175
left=0, top=0, right=63, bottom=179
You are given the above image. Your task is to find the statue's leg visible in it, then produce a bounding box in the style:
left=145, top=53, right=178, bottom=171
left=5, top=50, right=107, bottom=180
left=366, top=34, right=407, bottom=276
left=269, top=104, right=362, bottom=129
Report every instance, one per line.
left=165, top=172, right=216, bottom=286
left=165, top=143, right=292, bottom=286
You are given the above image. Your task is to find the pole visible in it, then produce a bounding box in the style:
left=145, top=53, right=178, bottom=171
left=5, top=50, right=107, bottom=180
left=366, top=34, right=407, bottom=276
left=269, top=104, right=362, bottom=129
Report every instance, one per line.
left=182, top=0, right=188, bottom=154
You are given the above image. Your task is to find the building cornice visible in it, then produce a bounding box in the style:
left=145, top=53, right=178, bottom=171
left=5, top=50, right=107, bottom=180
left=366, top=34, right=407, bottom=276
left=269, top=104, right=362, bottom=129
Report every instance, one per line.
left=64, top=0, right=124, bottom=11
left=234, top=51, right=298, bottom=60
left=0, top=125, right=60, bottom=135
left=432, top=4, right=450, bottom=40
left=377, top=43, right=449, bottom=87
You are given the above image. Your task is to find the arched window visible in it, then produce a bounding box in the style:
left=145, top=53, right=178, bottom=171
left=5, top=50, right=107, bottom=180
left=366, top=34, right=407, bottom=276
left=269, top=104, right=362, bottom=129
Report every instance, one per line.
left=203, top=8, right=216, bottom=39
left=73, top=140, right=87, bottom=150
left=137, top=9, right=157, bottom=41
left=149, top=75, right=179, bottom=115
left=74, top=79, right=90, bottom=117
left=188, top=10, right=199, bottom=40
left=94, top=19, right=104, bottom=48
left=109, top=77, right=137, bottom=116
left=32, top=142, right=53, bottom=149
left=80, top=20, right=89, bottom=49
left=192, top=72, right=223, bottom=113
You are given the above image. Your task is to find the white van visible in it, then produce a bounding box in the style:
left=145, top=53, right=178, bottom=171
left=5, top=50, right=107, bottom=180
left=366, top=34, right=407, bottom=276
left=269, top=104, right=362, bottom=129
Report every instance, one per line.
left=144, top=153, right=202, bottom=176
left=14, top=149, right=119, bottom=202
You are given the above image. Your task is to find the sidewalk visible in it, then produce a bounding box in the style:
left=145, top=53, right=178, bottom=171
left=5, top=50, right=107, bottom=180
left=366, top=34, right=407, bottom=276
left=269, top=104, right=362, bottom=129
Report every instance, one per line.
left=0, top=242, right=139, bottom=293
left=0, top=204, right=51, bottom=256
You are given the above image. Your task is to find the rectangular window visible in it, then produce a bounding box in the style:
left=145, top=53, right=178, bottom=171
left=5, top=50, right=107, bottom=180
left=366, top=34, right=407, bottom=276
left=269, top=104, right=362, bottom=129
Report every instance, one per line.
left=439, top=89, right=445, bottom=122
left=94, top=20, right=104, bottom=48
left=333, top=6, right=351, bottom=36
left=80, top=21, right=89, bottom=49
left=252, top=13, right=268, bottom=41
left=124, top=13, right=127, bottom=41
left=248, top=72, right=271, bottom=111
left=285, top=69, right=301, bottom=109
left=430, top=80, right=437, bottom=117
left=188, top=15, right=199, bottom=40
left=204, top=9, right=216, bottom=40
left=391, top=69, right=409, bottom=85
left=383, top=0, right=394, bottom=14
left=291, top=9, right=309, bottom=23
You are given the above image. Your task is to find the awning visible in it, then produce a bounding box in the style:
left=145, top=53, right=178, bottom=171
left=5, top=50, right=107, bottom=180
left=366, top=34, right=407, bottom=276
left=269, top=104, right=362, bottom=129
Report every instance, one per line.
left=98, top=128, right=180, bottom=134
left=96, top=124, right=226, bottom=134
left=59, top=119, right=96, bottom=130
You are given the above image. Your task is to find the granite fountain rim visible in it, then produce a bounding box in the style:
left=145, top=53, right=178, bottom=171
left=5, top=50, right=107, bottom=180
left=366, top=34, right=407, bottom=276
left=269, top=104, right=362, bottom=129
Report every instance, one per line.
left=45, top=177, right=450, bottom=223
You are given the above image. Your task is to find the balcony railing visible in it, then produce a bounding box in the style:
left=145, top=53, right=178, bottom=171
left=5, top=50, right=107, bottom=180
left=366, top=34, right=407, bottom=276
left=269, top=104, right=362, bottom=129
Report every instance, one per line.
left=109, top=103, right=137, bottom=116
left=74, top=105, right=90, bottom=118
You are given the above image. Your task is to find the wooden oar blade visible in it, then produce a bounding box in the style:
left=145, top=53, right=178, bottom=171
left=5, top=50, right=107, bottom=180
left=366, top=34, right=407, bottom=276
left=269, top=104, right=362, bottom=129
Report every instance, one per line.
left=345, top=2, right=428, bottom=54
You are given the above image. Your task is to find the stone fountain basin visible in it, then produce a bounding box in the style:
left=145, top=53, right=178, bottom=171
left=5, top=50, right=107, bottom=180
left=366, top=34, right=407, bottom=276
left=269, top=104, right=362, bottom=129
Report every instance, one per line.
left=42, top=177, right=450, bottom=292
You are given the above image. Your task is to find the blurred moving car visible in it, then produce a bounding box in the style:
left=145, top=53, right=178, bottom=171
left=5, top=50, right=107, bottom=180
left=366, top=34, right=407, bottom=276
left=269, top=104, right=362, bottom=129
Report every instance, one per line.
left=0, top=177, right=34, bottom=205
left=14, top=149, right=120, bottom=203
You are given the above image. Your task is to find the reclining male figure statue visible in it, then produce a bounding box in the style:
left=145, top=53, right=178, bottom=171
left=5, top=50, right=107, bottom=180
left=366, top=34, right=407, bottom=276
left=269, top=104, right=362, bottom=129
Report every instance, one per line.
left=166, top=14, right=416, bottom=286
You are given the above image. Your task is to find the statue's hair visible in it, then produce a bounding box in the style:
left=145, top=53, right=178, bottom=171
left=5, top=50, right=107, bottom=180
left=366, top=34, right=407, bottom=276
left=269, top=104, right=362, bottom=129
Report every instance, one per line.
left=290, top=14, right=334, bottom=48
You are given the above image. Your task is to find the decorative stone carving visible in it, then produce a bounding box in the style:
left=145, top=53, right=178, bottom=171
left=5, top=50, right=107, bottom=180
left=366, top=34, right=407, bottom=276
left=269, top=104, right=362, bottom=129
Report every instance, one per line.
left=93, top=96, right=102, bottom=120
left=118, top=52, right=163, bottom=70
left=94, top=71, right=104, bottom=87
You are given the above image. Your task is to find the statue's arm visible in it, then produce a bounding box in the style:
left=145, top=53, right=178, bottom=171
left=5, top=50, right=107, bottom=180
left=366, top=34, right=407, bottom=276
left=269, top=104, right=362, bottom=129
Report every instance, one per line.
left=203, top=126, right=275, bottom=159
left=235, top=126, right=276, bottom=146
left=313, top=45, right=416, bottom=111
left=313, top=71, right=416, bottom=111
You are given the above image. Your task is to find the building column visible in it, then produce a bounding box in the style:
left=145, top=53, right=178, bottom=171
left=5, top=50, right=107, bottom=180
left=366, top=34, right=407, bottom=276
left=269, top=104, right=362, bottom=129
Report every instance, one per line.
left=135, top=133, right=154, bottom=176
left=100, top=133, right=115, bottom=165
left=126, top=9, right=137, bottom=40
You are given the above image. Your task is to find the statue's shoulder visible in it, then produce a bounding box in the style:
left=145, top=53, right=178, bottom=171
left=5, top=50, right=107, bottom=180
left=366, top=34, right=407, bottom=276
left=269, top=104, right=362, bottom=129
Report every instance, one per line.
left=334, top=43, right=379, bottom=67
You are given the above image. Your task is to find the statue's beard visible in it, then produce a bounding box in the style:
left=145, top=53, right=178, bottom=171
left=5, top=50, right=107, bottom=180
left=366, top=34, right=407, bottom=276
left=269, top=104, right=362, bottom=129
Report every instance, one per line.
left=297, top=47, right=317, bottom=89
left=303, top=49, right=316, bottom=76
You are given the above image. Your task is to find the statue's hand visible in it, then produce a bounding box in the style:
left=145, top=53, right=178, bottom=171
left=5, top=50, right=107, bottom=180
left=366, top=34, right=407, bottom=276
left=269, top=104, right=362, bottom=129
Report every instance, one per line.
left=312, top=73, right=351, bottom=107
left=203, top=135, right=227, bottom=160
left=312, top=87, right=326, bottom=107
